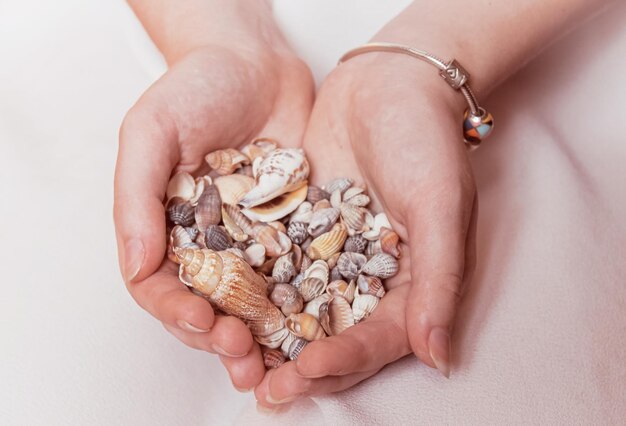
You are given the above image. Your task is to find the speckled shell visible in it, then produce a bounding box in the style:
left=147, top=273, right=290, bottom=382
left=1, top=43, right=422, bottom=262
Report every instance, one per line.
left=379, top=227, right=402, bottom=258
left=264, top=349, right=286, bottom=369
left=298, top=277, right=327, bottom=302
left=272, top=253, right=297, bottom=283
left=352, top=290, right=380, bottom=323
left=242, top=184, right=308, bottom=223
left=203, top=225, right=232, bottom=251
left=285, top=313, right=326, bottom=341
left=306, top=223, right=348, bottom=260
left=239, top=148, right=310, bottom=208
left=302, top=293, right=331, bottom=320
left=195, top=184, right=222, bottom=230
left=357, top=274, right=386, bottom=298
left=166, top=172, right=195, bottom=202
left=287, top=221, right=308, bottom=245
left=307, top=207, right=340, bottom=237
left=287, top=337, right=308, bottom=360
left=323, top=177, right=353, bottom=195
left=205, top=148, right=249, bottom=175
left=362, top=253, right=399, bottom=279
left=344, top=235, right=367, bottom=253
left=213, top=174, right=255, bottom=205
left=167, top=198, right=195, bottom=227
left=175, top=248, right=284, bottom=339
left=306, top=185, right=330, bottom=204
left=337, top=252, right=367, bottom=280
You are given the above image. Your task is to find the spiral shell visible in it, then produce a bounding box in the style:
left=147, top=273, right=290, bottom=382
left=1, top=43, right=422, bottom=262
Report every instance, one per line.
left=344, top=235, right=367, bottom=253
left=221, top=205, right=250, bottom=242
left=287, top=337, right=308, bottom=360
left=241, top=138, right=277, bottom=162
left=205, top=148, right=249, bottom=175
left=195, top=184, right=222, bottom=230
left=306, top=223, right=348, bottom=260
left=307, top=207, right=340, bottom=237
left=213, top=174, right=255, bottom=205
left=170, top=225, right=198, bottom=250
left=239, top=148, right=309, bottom=208
left=379, top=227, right=402, bottom=258
left=203, top=225, right=232, bottom=251
left=166, top=172, right=195, bottom=202
left=189, top=176, right=210, bottom=206
left=306, top=185, right=330, bottom=204
left=302, top=293, right=331, bottom=320
left=287, top=221, right=308, bottom=245
left=167, top=198, right=195, bottom=227
left=352, top=290, right=379, bottom=323
left=357, top=274, right=386, bottom=298
left=272, top=253, right=297, bottom=283
left=336, top=252, right=367, bottom=280
left=264, top=349, right=286, bottom=369
left=285, top=313, right=326, bottom=341
left=270, top=283, right=300, bottom=306
left=175, top=248, right=283, bottom=338
left=362, top=253, right=399, bottom=279
left=222, top=204, right=253, bottom=235
left=323, top=178, right=353, bottom=195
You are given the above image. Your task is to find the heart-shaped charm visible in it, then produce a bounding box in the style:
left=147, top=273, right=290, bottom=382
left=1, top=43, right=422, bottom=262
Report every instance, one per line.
left=463, top=108, right=494, bottom=146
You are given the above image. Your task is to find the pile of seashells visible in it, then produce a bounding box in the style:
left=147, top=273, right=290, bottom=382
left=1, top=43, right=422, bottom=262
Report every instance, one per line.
left=165, top=139, right=400, bottom=369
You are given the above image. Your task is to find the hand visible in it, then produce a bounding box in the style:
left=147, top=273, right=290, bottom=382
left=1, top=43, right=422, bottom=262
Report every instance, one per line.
left=114, top=3, right=314, bottom=392
left=255, top=51, right=478, bottom=407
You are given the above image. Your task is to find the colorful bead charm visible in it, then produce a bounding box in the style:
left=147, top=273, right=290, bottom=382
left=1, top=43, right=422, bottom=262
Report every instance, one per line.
left=463, top=108, right=494, bottom=146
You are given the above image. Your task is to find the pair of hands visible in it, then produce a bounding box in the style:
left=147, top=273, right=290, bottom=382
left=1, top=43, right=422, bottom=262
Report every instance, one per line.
left=114, top=8, right=477, bottom=410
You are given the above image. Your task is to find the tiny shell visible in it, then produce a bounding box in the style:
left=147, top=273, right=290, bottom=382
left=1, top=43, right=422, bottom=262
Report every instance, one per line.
left=303, top=293, right=331, bottom=320
left=167, top=198, right=195, bottom=227
left=291, top=272, right=305, bottom=289
left=362, top=253, right=399, bottom=279
left=323, top=177, right=353, bottom=195
left=336, top=252, right=367, bottom=280
left=255, top=326, right=289, bottom=349
left=344, top=235, right=367, bottom=253
left=242, top=184, right=307, bottom=223
left=342, top=186, right=365, bottom=201
left=298, top=277, right=327, bottom=302
left=205, top=148, right=249, bottom=175
left=307, top=207, right=340, bottom=237
left=287, top=221, right=308, bottom=245
left=241, top=138, right=277, bottom=162
left=281, top=294, right=304, bottom=316
left=244, top=243, right=266, bottom=267
left=195, top=184, right=222, bottom=230
left=166, top=172, right=195, bottom=202
left=270, top=283, right=299, bottom=306
left=189, top=176, right=210, bottom=206
left=303, top=259, right=329, bottom=284
left=357, top=274, right=386, bottom=298
left=285, top=313, right=326, bottom=341
left=365, top=240, right=382, bottom=256
left=306, top=223, right=348, bottom=260
left=362, top=213, right=392, bottom=240
left=340, top=202, right=366, bottom=234
left=345, top=193, right=370, bottom=207
left=268, top=221, right=287, bottom=234
left=251, top=222, right=289, bottom=258
left=184, top=226, right=199, bottom=242
left=306, top=186, right=330, bottom=204
left=263, top=349, right=286, bottom=369
left=313, top=199, right=332, bottom=212
left=289, top=201, right=313, bottom=224
left=272, top=253, right=297, bottom=283
left=170, top=225, right=196, bottom=249
left=352, top=291, right=380, bottom=323
left=280, top=331, right=298, bottom=357
left=221, top=205, right=250, bottom=242
left=300, top=255, right=313, bottom=274
left=330, top=189, right=342, bottom=209
left=379, top=227, right=402, bottom=258
left=326, top=279, right=357, bottom=304
left=221, top=204, right=253, bottom=235
left=213, top=174, right=255, bottom=205
left=287, top=337, right=308, bottom=360
left=203, top=225, right=232, bottom=251
left=326, top=296, right=354, bottom=335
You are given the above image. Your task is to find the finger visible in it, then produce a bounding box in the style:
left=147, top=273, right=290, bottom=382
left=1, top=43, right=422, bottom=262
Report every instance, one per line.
left=405, top=181, right=476, bottom=378
left=294, top=286, right=411, bottom=378
left=255, top=362, right=380, bottom=407
left=219, top=343, right=265, bottom=392
left=162, top=314, right=254, bottom=357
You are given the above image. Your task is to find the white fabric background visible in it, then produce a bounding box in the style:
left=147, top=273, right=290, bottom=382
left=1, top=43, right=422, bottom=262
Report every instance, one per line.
left=1, top=1, right=624, bottom=425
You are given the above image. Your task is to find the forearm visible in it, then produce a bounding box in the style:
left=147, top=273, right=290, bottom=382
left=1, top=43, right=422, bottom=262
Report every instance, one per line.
left=374, top=0, right=611, bottom=96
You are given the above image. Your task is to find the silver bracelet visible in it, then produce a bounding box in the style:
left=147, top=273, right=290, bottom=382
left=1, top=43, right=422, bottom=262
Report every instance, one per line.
left=338, top=42, right=494, bottom=148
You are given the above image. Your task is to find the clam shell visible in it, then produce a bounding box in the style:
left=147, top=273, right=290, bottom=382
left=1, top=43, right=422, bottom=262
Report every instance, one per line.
left=167, top=198, right=195, bottom=227
left=239, top=148, right=309, bottom=208
left=323, top=177, right=353, bottom=195
left=342, top=186, right=365, bottom=202
left=326, top=296, right=355, bottom=335
left=306, top=223, right=348, bottom=260
left=241, top=138, right=277, bottom=162
left=166, top=172, right=195, bottom=202
left=244, top=243, right=266, bottom=267
left=195, top=184, right=222, bottom=230
left=264, top=349, right=286, bottom=369
left=287, top=337, right=308, bottom=360
left=242, top=184, right=307, bottom=223
left=357, top=274, right=386, bottom=298
left=352, top=291, right=380, bottom=323
left=287, top=221, right=308, bottom=245
left=302, top=293, right=331, bottom=320
left=213, top=174, right=255, bottom=205
left=379, top=227, right=402, bottom=258
left=326, top=279, right=357, bottom=304
left=285, top=313, right=326, bottom=341
left=303, top=259, right=330, bottom=284
left=340, top=202, right=366, bottom=235
left=255, top=326, right=289, bottom=349
left=205, top=148, right=249, bottom=175
left=175, top=248, right=283, bottom=338
left=203, top=225, right=232, bottom=251
left=344, top=234, right=367, bottom=253
left=337, top=252, right=367, bottom=280
left=362, top=253, right=399, bottom=279
left=272, top=253, right=297, bottom=283
left=298, top=277, right=327, bottom=302
left=306, top=185, right=330, bottom=204
left=307, top=207, right=340, bottom=237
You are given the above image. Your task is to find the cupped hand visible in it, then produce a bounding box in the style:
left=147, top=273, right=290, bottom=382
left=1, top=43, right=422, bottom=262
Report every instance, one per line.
left=255, top=52, right=478, bottom=407
left=114, top=27, right=314, bottom=391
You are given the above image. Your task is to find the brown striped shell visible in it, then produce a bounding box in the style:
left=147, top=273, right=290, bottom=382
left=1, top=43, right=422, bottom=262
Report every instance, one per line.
left=306, top=223, right=348, bottom=260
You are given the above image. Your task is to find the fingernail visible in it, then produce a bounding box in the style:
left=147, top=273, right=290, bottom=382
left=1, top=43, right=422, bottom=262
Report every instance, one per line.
left=234, top=386, right=253, bottom=393
left=266, top=393, right=300, bottom=405
left=428, top=327, right=451, bottom=378
left=176, top=319, right=210, bottom=333
left=211, top=344, right=246, bottom=358
left=123, top=238, right=144, bottom=282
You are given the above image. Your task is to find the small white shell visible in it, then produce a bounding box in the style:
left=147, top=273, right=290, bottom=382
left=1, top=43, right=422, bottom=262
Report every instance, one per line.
left=303, top=293, right=332, bottom=320
left=244, top=243, right=266, bottom=267
left=290, top=201, right=314, bottom=224
left=303, top=260, right=330, bottom=285
left=307, top=207, right=340, bottom=237
left=352, top=291, right=380, bottom=323
left=166, top=172, right=195, bottom=202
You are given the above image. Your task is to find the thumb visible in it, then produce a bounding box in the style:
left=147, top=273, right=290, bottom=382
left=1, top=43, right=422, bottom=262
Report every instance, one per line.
left=405, top=187, right=477, bottom=377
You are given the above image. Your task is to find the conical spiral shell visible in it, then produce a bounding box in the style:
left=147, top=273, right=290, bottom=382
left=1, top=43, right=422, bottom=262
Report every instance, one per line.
left=379, top=227, right=402, bottom=258
left=195, top=184, right=222, bottom=230
left=203, top=225, right=232, bottom=251
left=205, top=148, right=249, bottom=175
left=306, top=223, right=348, bottom=260
left=167, top=198, right=195, bottom=227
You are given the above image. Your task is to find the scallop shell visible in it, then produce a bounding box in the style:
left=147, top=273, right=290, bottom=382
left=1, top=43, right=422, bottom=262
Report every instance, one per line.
left=362, top=253, right=399, bottom=279
left=272, top=253, right=297, bottom=283
left=357, top=274, right=386, bottom=298
left=307, top=207, right=340, bottom=237
left=205, top=148, right=249, bottom=175
left=264, top=349, right=286, bottom=369
left=340, top=202, right=366, bottom=235
left=323, top=178, right=353, bottom=195
left=287, top=337, right=308, bottom=360
left=175, top=248, right=283, bottom=338
left=195, top=184, right=222, bottom=230
left=241, top=138, right=277, bottom=162
left=285, top=313, right=326, bottom=341
left=289, top=201, right=313, bottom=224
left=242, top=184, right=308, bottom=223
left=167, top=198, right=195, bottom=227
left=352, top=290, right=380, bottom=323
left=298, top=277, right=327, bottom=302
left=306, top=223, right=348, bottom=260
left=239, top=148, right=309, bottom=208
left=287, top=221, right=308, bottom=245
left=336, top=252, right=367, bottom=280
left=325, top=296, right=355, bottom=336
left=362, top=213, right=392, bottom=240
left=379, top=227, right=402, bottom=258
left=244, top=243, right=266, bottom=267
left=326, top=279, right=357, bottom=304
left=306, top=186, right=330, bottom=204
left=303, top=259, right=330, bottom=284
left=344, top=235, right=367, bottom=253
left=213, top=174, right=255, bottom=205
left=302, top=293, right=331, bottom=320
left=166, top=172, right=195, bottom=202
left=203, top=225, right=232, bottom=251
left=255, top=326, right=289, bottom=349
